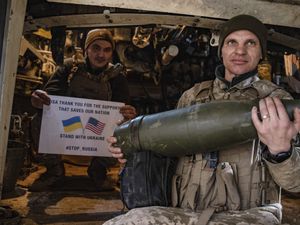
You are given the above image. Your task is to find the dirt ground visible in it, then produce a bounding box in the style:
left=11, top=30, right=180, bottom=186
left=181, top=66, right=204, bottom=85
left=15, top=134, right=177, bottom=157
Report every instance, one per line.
left=1, top=161, right=125, bottom=225
left=1, top=160, right=300, bottom=225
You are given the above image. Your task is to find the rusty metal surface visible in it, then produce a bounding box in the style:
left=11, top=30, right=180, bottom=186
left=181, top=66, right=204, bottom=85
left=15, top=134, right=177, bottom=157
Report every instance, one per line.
left=24, top=0, right=300, bottom=50
left=46, top=0, right=300, bottom=28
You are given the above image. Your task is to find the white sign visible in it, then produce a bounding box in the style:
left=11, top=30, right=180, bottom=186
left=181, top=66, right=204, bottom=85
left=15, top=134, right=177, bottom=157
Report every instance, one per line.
left=39, top=95, right=124, bottom=157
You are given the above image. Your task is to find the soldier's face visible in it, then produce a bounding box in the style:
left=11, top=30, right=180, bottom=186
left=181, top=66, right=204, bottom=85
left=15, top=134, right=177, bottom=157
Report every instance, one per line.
left=86, top=40, right=113, bottom=69
left=221, top=30, right=262, bottom=81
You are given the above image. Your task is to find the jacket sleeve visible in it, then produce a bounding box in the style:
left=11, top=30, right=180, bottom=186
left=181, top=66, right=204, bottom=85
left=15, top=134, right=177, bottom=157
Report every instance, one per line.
left=261, top=81, right=300, bottom=192
left=43, top=63, right=71, bottom=96
left=110, top=74, right=130, bottom=104
left=176, top=85, right=198, bottom=109
left=264, top=146, right=300, bottom=192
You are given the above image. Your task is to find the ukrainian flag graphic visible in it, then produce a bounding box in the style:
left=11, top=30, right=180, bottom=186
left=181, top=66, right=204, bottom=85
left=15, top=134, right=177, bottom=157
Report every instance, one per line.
left=62, top=116, right=83, bottom=132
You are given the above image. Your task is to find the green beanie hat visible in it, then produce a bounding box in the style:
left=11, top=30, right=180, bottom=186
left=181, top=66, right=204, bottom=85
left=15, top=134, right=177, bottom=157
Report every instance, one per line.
left=85, top=29, right=115, bottom=50
left=218, top=14, right=267, bottom=60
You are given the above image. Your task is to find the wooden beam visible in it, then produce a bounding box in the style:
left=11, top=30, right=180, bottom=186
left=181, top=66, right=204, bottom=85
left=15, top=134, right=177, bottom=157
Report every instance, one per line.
left=24, top=13, right=223, bottom=32
left=47, top=0, right=300, bottom=28
left=0, top=0, right=27, bottom=197
left=24, top=11, right=300, bottom=50
left=268, top=30, right=300, bottom=51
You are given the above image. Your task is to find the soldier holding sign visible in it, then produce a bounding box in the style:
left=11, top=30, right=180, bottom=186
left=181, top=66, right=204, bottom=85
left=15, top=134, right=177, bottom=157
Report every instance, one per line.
left=31, top=29, right=136, bottom=191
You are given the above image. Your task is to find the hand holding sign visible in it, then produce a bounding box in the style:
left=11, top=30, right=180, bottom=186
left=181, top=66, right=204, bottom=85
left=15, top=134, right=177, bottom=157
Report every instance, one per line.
left=39, top=95, right=124, bottom=157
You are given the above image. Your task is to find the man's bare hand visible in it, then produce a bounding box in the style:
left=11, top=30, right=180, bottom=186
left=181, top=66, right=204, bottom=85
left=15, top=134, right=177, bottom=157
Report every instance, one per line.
left=252, top=97, right=300, bottom=155
left=31, top=90, right=51, bottom=109
left=107, top=136, right=127, bottom=164
left=119, top=105, right=137, bottom=122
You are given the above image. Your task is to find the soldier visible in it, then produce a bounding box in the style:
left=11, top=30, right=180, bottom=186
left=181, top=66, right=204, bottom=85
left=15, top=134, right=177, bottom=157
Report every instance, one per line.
left=30, top=29, right=136, bottom=191
left=105, top=15, right=300, bottom=224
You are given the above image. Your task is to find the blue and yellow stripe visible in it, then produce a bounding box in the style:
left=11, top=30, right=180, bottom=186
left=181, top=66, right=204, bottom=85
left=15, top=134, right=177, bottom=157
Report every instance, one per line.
left=62, top=116, right=82, bottom=132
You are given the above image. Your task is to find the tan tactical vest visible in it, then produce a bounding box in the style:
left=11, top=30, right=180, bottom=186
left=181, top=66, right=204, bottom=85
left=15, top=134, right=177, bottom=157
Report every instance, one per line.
left=67, top=61, right=124, bottom=101
left=172, top=78, right=291, bottom=214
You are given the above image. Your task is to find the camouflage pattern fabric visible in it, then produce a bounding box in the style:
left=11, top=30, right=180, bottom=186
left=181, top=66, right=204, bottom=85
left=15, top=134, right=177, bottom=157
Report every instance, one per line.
left=104, top=72, right=300, bottom=224
left=104, top=204, right=281, bottom=225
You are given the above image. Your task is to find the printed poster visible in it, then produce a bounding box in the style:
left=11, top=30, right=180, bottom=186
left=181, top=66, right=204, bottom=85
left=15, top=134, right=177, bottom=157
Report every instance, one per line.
left=38, top=95, right=124, bottom=157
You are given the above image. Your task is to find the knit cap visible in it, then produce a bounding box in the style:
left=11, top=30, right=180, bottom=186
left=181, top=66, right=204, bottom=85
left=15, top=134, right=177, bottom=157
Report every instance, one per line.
left=218, top=15, right=267, bottom=59
left=85, top=29, right=115, bottom=50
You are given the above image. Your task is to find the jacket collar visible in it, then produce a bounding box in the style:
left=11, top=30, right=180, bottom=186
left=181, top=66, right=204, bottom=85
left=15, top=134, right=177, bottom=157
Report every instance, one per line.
left=215, top=64, right=259, bottom=90
left=85, top=58, right=110, bottom=75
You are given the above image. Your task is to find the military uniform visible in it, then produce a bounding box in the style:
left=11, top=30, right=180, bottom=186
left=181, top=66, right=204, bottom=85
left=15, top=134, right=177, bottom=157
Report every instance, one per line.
left=104, top=65, right=300, bottom=225
left=32, top=57, right=130, bottom=190
left=45, top=58, right=129, bottom=103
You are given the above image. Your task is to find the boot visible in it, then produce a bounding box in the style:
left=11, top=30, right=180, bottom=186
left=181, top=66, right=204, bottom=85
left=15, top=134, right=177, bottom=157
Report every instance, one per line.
left=29, top=161, right=65, bottom=192
left=87, top=158, right=115, bottom=191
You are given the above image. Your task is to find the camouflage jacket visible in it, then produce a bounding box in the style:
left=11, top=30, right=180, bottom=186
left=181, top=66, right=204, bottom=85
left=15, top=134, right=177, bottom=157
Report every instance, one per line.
left=44, top=58, right=130, bottom=104
left=174, top=66, right=300, bottom=211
